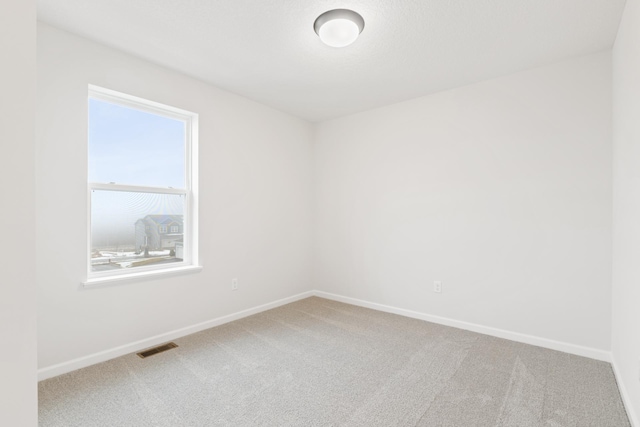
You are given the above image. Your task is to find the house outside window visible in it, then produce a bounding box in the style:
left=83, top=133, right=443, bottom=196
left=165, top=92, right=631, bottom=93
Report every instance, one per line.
left=87, top=85, right=198, bottom=284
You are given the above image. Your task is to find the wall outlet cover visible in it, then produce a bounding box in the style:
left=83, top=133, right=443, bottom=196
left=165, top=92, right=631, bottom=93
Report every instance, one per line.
left=434, top=281, right=442, bottom=293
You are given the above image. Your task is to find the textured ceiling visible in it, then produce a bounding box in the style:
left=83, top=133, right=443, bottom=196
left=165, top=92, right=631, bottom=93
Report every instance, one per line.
left=37, top=0, right=626, bottom=122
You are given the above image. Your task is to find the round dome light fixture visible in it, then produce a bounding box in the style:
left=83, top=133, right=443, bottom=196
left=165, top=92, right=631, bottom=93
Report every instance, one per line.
left=314, top=9, right=365, bottom=48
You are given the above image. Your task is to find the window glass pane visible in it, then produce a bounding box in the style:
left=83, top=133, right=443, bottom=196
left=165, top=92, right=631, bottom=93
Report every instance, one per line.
left=88, top=98, right=185, bottom=188
left=91, top=190, right=185, bottom=272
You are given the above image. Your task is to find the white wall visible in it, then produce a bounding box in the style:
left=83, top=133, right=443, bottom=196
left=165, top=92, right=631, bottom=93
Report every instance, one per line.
left=36, top=24, right=314, bottom=369
left=0, top=0, right=37, bottom=425
left=314, top=52, right=612, bottom=352
left=612, top=0, right=640, bottom=423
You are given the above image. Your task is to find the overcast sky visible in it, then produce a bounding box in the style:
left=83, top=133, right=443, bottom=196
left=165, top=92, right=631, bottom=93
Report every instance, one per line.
left=89, top=98, right=185, bottom=249
left=88, top=97, right=185, bottom=188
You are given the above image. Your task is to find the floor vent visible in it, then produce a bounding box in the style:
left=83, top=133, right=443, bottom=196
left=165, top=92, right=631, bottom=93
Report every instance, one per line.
left=137, top=342, right=178, bottom=359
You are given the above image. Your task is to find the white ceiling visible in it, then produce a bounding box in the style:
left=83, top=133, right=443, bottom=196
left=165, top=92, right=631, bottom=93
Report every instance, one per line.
left=37, top=0, right=626, bottom=122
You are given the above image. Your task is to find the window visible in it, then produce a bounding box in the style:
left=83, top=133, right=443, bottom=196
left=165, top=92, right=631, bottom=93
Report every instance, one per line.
left=87, top=86, right=198, bottom=283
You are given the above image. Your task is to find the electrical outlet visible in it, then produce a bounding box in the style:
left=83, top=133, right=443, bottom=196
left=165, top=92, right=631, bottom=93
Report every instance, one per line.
left=433, top=281, right=442, bottom=293
left=231, top=278, right=238, bottom=291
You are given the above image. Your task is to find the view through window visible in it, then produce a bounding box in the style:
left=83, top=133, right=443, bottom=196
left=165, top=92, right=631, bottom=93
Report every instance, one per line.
left=88, top=88, right=196, bottom=276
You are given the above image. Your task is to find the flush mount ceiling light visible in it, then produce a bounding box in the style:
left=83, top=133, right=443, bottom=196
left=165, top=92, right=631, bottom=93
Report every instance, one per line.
left=314, top=9, right=365, bottom=48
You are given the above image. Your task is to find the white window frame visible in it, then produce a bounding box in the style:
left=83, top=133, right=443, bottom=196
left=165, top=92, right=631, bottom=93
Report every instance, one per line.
left=84, top=85, right=200, bottom=287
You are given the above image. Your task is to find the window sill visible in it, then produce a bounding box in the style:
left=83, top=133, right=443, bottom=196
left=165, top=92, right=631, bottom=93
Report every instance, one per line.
left=82, top=265, right=203, bottom=289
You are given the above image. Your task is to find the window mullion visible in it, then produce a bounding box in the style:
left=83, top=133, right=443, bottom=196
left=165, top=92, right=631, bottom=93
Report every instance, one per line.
left=90, top=182, right=187, bottom=195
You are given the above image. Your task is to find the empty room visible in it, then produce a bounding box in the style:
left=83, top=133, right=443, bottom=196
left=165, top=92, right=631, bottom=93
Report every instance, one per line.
left=2, top=0, right=640, bottom=425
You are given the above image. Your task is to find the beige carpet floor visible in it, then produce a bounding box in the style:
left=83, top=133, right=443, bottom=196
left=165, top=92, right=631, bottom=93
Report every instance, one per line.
left=39, top=297, right=630, bottom=426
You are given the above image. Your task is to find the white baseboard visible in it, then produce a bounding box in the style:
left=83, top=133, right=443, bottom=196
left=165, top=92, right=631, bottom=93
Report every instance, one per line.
left=39, top=289, right=613, bottom=382
left=38, top=291, right=314, bottom=381
left=611, top=355, right=639, bottom=427
left=313, top=291, right=611, bottom=362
